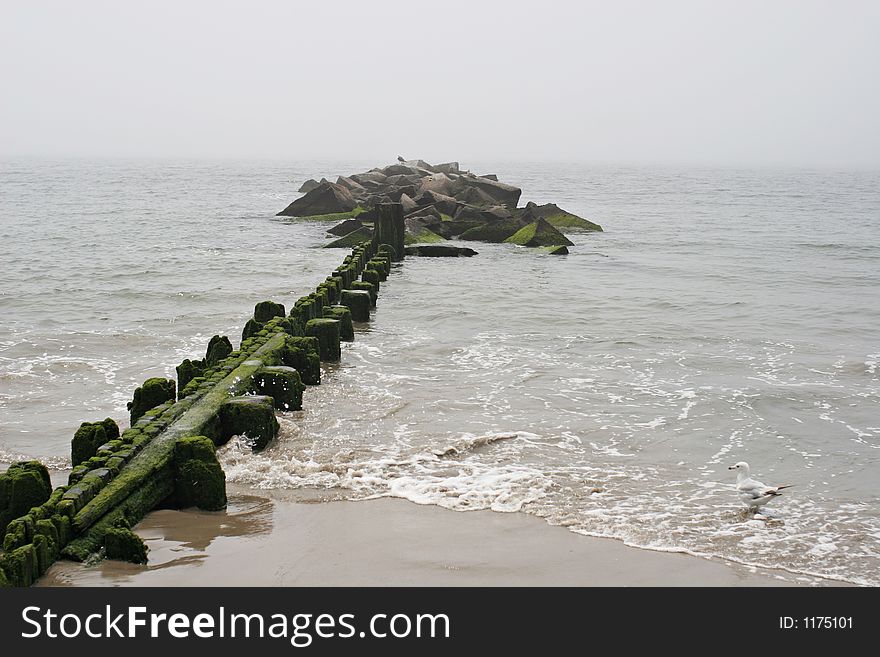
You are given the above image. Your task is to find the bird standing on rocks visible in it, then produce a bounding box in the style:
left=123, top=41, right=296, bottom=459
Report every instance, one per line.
left=729, top=461, right=792, bottom=511
left=397, top=155, right=405, bottom=163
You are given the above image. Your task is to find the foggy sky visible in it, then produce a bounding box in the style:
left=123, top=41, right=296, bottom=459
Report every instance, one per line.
left=1, top=0, right=879, bottom=167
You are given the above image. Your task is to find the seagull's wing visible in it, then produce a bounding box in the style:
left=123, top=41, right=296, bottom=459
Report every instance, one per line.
left=737, top=478, right=782, bottom=499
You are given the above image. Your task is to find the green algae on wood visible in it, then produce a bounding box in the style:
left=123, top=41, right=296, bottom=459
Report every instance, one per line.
left=205, top=335, right=233, bottom=366
left=254, top=301, right=286, bottom=324
left=61, top=467, right=174, bottom=562
left=71, top=333, right=289, bottom=534
left=305, top=318, right=342, bottom=362
left=219, top=396, right=279, bottom=451
left=0, top=543, right=38, bottom=587
left=173, top=436, right=227, bottom=511
left=0, top=461, right=52, bottom=541
left=176, top=358, right=205, bottom=396
left=317, top=281, right=338, bottom=305
left=104, top=527, right=148, bottom=564
left=323, top=305, right=354, bottom=341
left=70, top=417, right=122, bottom=467
left=339, top=289, right=371, bottom=321
left=366, top=260, right=388, bottom=280
left=128, top=378, right=176, bottom=426
left=253, top=366, right=305, bottom=411
left=361, top=268, right=381, bottom=292
left=351, top=280, right=377, bottom=306
left=241, top=318, right=264, bottom=341
left=5, top=236, right=398, bottom=584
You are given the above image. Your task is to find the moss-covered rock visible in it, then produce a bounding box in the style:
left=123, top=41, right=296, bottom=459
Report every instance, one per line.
left=219, top=396, right=279, bottom=451
left=424, top=219, right=483, bottom=239
left=539, top=245, right=569, bottom=255
left=253, top=366, right=305, bottom=411
left=404, top=225, right=446, bottom=245
left=339, top=289, right=371, bottom=322
left=305, top=319, right=342, bottom=362
left=327, top=218, right=364, bottom=237
left=518, top=201, right=603, bottom=232
left=104, top=527, right=148, bottom=564
left=323, top=225, right=374, bottom=248
left=128, top=378, right=175, bottom=426
left=173, top=436, right=227, bottom=511
left=0, top=461, right=52, bottom=541
left=459, top=219, right=524, bottom=243
left=503, top=218, right=574, bottom=248
left=205, top=335, right=233, bottom=366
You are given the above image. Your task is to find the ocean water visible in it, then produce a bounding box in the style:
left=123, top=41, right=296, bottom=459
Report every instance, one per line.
left=1, top=158, right=879, bottom=585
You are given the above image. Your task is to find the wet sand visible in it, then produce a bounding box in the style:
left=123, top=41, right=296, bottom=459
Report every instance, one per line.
left=38, top=487, right=831, bottom=587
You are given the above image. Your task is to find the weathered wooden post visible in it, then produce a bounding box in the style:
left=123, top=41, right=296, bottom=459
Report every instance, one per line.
left=372, top=202, right=405, bottom=262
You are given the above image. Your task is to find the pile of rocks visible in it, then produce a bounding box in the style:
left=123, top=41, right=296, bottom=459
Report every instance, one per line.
left=277, top=159, right=602, bottom=252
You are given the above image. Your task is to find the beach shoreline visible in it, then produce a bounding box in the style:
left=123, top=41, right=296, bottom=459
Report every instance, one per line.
left=37, top=485, right=844, bottom=587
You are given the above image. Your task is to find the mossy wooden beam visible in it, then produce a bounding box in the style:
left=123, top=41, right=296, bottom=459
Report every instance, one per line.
left=61, top=467, right=174, bottom=562
left=69, top=332, right=289, bottom=535
left=4, top=241, right=399, bottom=585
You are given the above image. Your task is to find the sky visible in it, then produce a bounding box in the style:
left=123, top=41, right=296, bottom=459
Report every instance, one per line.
left=1, top=0, right=879, bottom=167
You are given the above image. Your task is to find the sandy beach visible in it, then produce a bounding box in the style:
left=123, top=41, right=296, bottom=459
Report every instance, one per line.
left=37, top=485, right=837, bottom=587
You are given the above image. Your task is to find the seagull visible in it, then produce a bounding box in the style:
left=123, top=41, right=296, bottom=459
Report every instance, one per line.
left=397, top=155, right=405, bottom=163
left=728, top=461, right=792, bottom=511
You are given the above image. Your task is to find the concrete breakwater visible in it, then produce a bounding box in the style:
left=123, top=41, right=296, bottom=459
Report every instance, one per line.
left=0, top=212, right=403, bottom=587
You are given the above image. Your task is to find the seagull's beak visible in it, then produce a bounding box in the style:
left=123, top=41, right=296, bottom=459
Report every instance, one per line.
left=728, top=465, right=736, bottom=470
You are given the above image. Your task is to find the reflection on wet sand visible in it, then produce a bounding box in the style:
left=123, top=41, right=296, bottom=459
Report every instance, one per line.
left=39, top=495, right=274, bottom=586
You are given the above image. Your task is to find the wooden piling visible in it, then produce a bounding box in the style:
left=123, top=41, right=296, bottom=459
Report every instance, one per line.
left=372, top=203, right=405, bottom=262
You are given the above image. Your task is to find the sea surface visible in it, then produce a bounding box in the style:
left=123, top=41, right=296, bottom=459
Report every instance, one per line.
left=1, top=158, right=878, bottom=585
